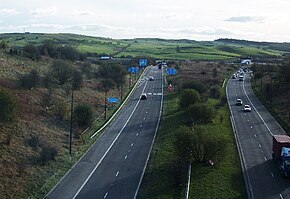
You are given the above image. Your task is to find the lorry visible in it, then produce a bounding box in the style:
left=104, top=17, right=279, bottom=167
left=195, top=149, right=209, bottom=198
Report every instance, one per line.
left=272, top=135, right=290, bottom=177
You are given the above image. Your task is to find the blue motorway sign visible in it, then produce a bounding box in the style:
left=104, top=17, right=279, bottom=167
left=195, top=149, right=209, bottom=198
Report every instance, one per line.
left=166, top=68, right=177, bottom=75
left=108, top=97, right=120, bottom=103
left=139, top=59, right=148, bottom=67
left=128, top=66, right=140, bottom=73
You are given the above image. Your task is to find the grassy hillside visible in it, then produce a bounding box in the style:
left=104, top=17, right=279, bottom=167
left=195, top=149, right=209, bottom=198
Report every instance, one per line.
left=0, top=33, right=286, bottom=61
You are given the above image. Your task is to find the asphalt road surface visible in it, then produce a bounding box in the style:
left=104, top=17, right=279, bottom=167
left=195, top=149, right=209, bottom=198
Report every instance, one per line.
left=227, top=72, right=290, bottom=199
left=46, top=65, right=163, bottom=199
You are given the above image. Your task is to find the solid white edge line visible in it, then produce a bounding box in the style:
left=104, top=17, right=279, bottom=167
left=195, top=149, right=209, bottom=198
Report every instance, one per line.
left=133, top=67, right=164, bottom=199
left=90, top=67, right=149, bottom=138
left=72, top=76, right=149, bottom=199
left=226, top=77, right=255, bottom=199
left=242, top=75, right=273, bottom=136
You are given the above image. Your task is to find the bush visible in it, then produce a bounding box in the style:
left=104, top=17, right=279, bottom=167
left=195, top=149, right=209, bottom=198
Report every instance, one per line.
left=194, top=126, right=228, bottom=163
left=174, top=125, right=228, bottom=163
left=51, top=59, right=73, bottom=85
left=182, top=80, right=207, bottom=94
left=19, top=69, right=40, bottom=89
left=23, top=44, right=41, bottom=60
left=179, top=89, right=200, bottom=110
left=0, top=89, right=17, bottom=123
left=209, top=85, right=221, bottom=99
left=53, top=101, right=69, bottom=121
left=74, top=104, right=93, bottom=127
left=39, top=143, right=58, bottom=165
left=186, top=103, right=215, bottom=124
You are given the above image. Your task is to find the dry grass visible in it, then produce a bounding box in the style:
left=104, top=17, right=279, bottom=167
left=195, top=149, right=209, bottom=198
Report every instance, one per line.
left=0, top=50, right=123, bottom=198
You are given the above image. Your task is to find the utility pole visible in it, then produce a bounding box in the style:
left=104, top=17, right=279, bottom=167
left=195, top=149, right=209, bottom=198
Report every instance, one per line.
left=69, top=88, right=74, bottom=155
left=104, top=66, right=108, bottom=120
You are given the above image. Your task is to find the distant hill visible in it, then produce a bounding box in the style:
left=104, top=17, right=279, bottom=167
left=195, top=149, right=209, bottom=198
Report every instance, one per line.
left=215, top=38, right=290, bottom=53
left=0, top=33, right=287, bottom=61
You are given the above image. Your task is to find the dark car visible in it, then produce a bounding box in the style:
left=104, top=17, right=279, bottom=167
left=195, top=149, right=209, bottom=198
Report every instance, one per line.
left=140, top=93, right=147, bottom=100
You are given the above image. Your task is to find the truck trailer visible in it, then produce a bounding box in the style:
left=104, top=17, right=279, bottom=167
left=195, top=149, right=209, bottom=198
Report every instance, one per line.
left=272, top=135, right=290, bottom=177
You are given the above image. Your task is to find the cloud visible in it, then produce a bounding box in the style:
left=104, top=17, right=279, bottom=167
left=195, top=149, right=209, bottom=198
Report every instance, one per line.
left=0, top=8, right=20, bottom=16
left=163, top=13, right=193, bottom=20
left=30, top=7, right=58, bottom=17
left=225, top=16, right=265, bottom=23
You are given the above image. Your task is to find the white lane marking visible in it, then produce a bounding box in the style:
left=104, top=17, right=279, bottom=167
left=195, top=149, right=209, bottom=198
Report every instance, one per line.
left=124, top=155, right=127, bottom=159
left=280, top=194, right=284, bottom=199
left=271, top=172, right=274, bottom=177
left=242, top=77, right=273, bottom=136
left=250, top=126, right=253, bottom=129
left=146, top=111, right=148, bottom=114
left=131, top=143, right=134, bottom=147
left=136, top=133, right=139, bottom=136
left=147, top=106, right=150, bottom=109
left=134, top=67, right=164, bottom=199
left=73, top=78, right=150, bottom=198
left=140, top=124, right=143, bottom=128
left=258, top=144, right=261, bottom=148
left=254, top=134, right=257, bottom=138
left=226, top=79, right=255, bottom=199
left=264, top=156, right=267, bottom=161
left=104, top=192, right=108, bottom=198
left=116, top=171, right=119, bottom=177
left=143, top=117, right=146, bottom=120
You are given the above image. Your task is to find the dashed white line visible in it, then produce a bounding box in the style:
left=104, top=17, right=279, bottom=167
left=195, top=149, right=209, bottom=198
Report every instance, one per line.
left=258, top=144, right=261, bottom=148
left=254, top=134, right=257, bottom=138
left=264, top=156, right=267, bottom=161
left=136, top=133, right=139, bottom=136
left=271, top=172, right=274, bottom=177
left=280, top=193, right=284, bottom=199
left=104, top=192, right=108, bottom=198
left=250, top=126, right=253, bottom=129
left=143, top=117, right=146, bottom=120
left=140, top=124, right=143, bottom=128
left=116, top=171, right=119, bottom=177
left=124, top=155, right=127, bottom=159
left=131, top=143, right=134, bottom=147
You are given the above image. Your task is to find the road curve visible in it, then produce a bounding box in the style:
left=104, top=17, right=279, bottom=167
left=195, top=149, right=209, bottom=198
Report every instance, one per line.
left=227, top=72, right=290, bottom=199
left=46, top=66, right=163, bottom=199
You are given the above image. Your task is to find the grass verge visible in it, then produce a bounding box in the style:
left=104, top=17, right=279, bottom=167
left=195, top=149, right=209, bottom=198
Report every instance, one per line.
left=138, top=91, right=246, bottom=199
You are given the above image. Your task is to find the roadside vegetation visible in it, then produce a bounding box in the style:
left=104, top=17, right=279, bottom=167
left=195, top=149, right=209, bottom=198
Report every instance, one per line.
left=139, top=61, right=246, bottom=198
left=0, top=33, right=289, bottom=198
left=251, top=55, right=290, bottom=133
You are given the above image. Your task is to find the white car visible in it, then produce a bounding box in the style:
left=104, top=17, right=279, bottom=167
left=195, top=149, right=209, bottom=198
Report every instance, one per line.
left=244, top=105, right=251, bottom=112
left=148, top=76, right=154, bottom=81
left=236, top=98, right=243, bottom=106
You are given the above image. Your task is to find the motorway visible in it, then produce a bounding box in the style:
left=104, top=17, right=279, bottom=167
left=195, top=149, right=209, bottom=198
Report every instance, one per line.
left=227, top=72, right=290, bottom=199
left=46, top=65, right=163, bottom=199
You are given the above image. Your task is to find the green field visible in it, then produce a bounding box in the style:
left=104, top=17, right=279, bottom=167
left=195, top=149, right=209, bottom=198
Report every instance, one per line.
left=0, top=33, right=287, bottom=61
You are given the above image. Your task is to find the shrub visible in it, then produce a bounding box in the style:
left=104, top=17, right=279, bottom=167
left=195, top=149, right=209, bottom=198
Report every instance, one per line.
left=53, top=101, right=69, bottom=121
left=186, top=103, right=215, bottom=124
left=209, top=85, right=221, bottom=99
left=19, top=69, right=40, bottom=89
left=0, top=89, right=17, bottom=123
left=39, top=143, right=58, bottom=165
left=182, top=80, right=207, bottom=94
left=179, top=89, right=200, bottom=110
left=74, top=104, right=93, bottom=127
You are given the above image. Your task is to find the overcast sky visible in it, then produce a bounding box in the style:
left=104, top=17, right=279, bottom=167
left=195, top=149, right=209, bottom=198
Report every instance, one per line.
left=1, top=0, right=290, bottom=42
